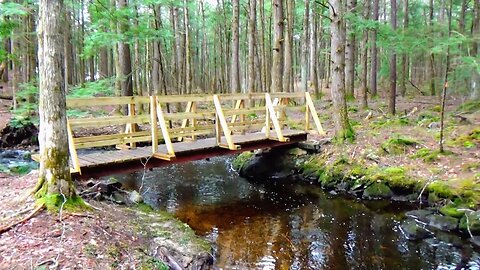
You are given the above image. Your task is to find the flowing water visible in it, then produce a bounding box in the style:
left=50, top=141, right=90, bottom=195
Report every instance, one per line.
left=109, top=156, right=479, bottom=269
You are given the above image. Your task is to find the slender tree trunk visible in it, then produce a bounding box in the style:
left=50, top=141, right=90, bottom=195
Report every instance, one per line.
left=370, top=0, right=379, bottom=97
left=330, top=0, right=354, bottom=140
left=247, top=0, right=257, bottom=96
left=471, top=0, right=480, bottom=99
left=359, top=0, right=370, bottom=108
left=231, top=0, right=241, bottom=93
left=301, top=0, right=310, bottom=92
left=184, top=0, right=192, bottom=94
left=345, top=0, right=357, bottom=99
left=271, top=0, right=284, bottom=93
left=389, top=0, right=397, bottom=115
left=428, top=0, right=436, bottom=95
left=399, top=0, right=409, bottom=96
left=36, top=0, right=76, bottom=199
left=310, top=13, right=319, bottom=99
left=283, top=0, right=294, bottom=93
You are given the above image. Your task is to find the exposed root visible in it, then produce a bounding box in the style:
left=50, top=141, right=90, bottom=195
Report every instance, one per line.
left=0, top=203, right=45, bottom=235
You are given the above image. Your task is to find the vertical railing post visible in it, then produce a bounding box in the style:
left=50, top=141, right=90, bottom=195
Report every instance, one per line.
left=150, top=96, right=159, bottom=154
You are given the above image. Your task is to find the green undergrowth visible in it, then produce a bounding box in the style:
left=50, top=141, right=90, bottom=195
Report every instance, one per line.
left=457, top=100, right=480, bottom=113
left=380, top=135, right=418, bottom=155
left=411, top=148, right=454, bottom=163
left=416, top=112, right=440, bottom=127
left=369, top=116, right=410, bottom=129
left=447, top=128, right=480, bottom=148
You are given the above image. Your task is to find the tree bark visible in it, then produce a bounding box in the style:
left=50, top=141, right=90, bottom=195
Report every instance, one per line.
left=184, top=0, right=192, bottom=94
left=399, top=0, right=409, bottom=97
left=37, top=0, right=75, bottom=199
left=271, top=0, right=284, bottom=93
left=428, top=0, right=436, bottom=95
left=283, top=0, right=294, bottom=93
left=330, top=0, right=354, bottom=140
left=389, top=0, right=397, bottom=115
left=370, top=0, right=380, bottom=97
left=309, top=12, right=319, bottom=99
left=231, top=0, right=241, bottom=93
left=359, top=0, right=370, bottom=108
left=345, top=0, right=357, bottom=99
left=117, top=0, right=133, bottom=102
left=301, top=0, right=310, bottom=92
left=247, top=0, right=257, bottom=96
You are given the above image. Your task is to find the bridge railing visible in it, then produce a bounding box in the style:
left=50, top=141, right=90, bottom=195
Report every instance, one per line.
left=64, top=92, right=324, bottom=174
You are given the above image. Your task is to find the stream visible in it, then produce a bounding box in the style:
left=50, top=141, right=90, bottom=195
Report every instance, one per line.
left=107, top=156, right=480, bottom=269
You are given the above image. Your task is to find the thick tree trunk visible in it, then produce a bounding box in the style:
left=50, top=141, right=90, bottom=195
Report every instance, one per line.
left=389, top=0, right=397, bottom=115
left=117, top=0, right=133, bottom=104
left=330, top=0, right=354, bottom=140
left=345, top=0, right=357, bottom=98
left=283, top=0, right=294, bottom=93
left=271, top=0, right=284, bottom=93
left=99, top=48, right=109, bottom=79
left=471, top=0, right=480, bottom=99
left=301, top=0, right=310, bottom=92
left=231, top=0, right=240, bottom=93
left=428, top=0, right=436, bottom=95
left=370, top=0, right=380, bottom=97
left=37, top=0, right=75, bottom=199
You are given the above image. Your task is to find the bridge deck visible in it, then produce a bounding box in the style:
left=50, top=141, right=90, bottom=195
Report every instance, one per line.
left=73, top=130, right=307, bottom=178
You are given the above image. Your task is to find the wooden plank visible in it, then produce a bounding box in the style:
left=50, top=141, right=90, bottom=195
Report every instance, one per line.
left=75, top=135, right=152, bottom=149
left=156, top=100, right=175, bottom=156
left=67, top=96, right=150, bottom=108
left=265, top=93, right=287, bottom=142
left=305, top=92, right=326, bottom=135
left=67, top=121, right=81, bottom=174
left=150, top=96, right=159, bottom=153
left=164, top=111, right=215, bottom=121
left=69, top=115, right=150, bottom=128
left=213, top=95, right=239, bottom=150
left=74, top=131, right=151, bottom=144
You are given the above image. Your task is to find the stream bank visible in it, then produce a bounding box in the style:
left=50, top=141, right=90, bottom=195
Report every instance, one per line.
left=233, top=145, right=480, bottom=247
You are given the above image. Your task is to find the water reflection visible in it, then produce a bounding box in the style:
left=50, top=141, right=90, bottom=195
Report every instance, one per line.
left=108, top=156, right=480, bottom=269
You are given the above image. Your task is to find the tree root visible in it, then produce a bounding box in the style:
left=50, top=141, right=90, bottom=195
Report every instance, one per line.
left=0, top=203, right=45, bottom=235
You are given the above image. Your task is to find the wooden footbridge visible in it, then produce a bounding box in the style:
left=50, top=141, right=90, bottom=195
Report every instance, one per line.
left=34, top=92, right=324, bottom=178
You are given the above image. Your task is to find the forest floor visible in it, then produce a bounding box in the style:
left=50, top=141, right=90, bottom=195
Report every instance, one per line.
left=0, top=91, right=479, bottom=268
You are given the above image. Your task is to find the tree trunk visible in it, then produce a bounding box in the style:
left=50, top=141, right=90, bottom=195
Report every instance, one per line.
left=309, top=12, right=319, bottom=99
left=428, top=0, right=436, bottom=95
left=471, top=0, right=480, bottom=99
left=247, top=0, right=257, bottom=96
left=399, top=0, right=408, bottom=97
left=230, top=0, right=241, bottom=93
left=301, top=0, right=310, bottom=92
left=330, top=0, right=354, bottom=141
left=345, top=0, right=357, bottom=99
left=283, top=0, right=294, bottom=93
left=359, top=0, right=370, bottom=108
left=389, top=0, right=397, bottom=115
left=36, top=0, right=76, bottom=200
left=271, top=0, right=284, bottom=93
left=370, top=0, right=380, bottom=97
left=184, top=0, right=192, bottom=94
left=117, top=0, right=133, bottom=106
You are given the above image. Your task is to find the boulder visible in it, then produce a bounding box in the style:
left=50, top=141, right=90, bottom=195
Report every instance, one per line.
left=426, top=214, right=459, bottom=231
left=362, top=183, right=394, bottom=199
left=128, top=190, right=143, bottom=204
left=459, top=211, right=480, bottom=235
left=400, top=220, right=433, bottom=240
left=405, top=209, right=434, bottom=224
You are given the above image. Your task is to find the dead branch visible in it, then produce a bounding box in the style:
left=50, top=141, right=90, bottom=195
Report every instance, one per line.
left=0, top=203, right=44, bottom=235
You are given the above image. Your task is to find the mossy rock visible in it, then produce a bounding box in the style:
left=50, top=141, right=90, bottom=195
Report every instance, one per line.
left=380, top=136, right=417, bottom=155
left=400, top=219, right=433, bottom=240
left=459, top=211, right=480, bottom=235
left=232, top=151, right=254, bottom=171
left=362, top=183, right=393, bottom=199
left=439, top=202, right=468, bottom=218
left=428, top=181, right=455, bottom=199
left=426, top=214, right=459, bottom=231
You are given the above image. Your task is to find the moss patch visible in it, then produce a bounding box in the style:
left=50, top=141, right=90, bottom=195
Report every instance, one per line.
left=37, top=193, right=89, bottom=212
left=411, top=148, right=453, bottom=163
left=232, top=151, right=254, bottom=171
left=380, top=135, right=417, bottom=155
left=448, top=128, right=480, bottom=148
